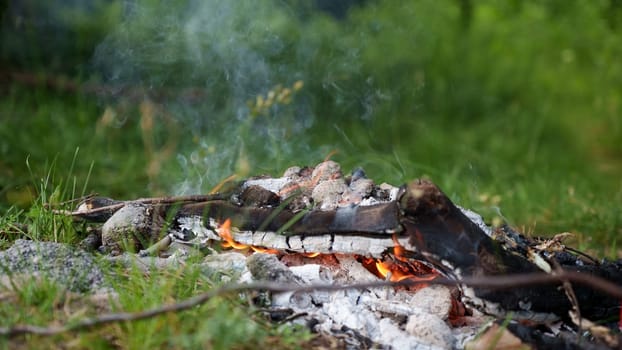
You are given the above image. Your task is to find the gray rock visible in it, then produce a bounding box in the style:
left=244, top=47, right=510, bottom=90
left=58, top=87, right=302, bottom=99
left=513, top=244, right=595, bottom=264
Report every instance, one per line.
left=0, top=239, right=105, bottom=293
left=282, top=166, right=302, bottom=178
left=310, top=160, right=343, bottom=183
left=412, top=284, right=453, bottom=320
left=247, top=253, right=300, bottom=283
left=202, top=252, right=248, bottom=275
left=349, top=178, right=374, bottom=198
left=247, top=253, right=312, bottom=308
left=311, top=179, right=348, bottom=210
left=77, top=228, right=102, bottom=252
left=405, top=309, right=454, bottom=349
left=101, top=203, right=163, bottom=255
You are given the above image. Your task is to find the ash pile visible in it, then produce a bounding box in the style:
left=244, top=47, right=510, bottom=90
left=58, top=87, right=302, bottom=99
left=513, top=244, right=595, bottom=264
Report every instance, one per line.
left=68, top=160, right=621, bottom=349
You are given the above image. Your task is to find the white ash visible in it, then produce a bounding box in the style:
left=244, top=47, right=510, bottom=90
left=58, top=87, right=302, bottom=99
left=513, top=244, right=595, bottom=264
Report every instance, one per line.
left=289, top=264, right=326, bottom=283
left=405, top=310, right=454, bottom=349
left=378, top=318, right=448, bottom=350
left=379, top=183, right=402, bottom=201
left=246, top=253, right=458, bottom=349
left=360, top=284, right=452, bottom=322
left=247, top=253, right=312, bottom=309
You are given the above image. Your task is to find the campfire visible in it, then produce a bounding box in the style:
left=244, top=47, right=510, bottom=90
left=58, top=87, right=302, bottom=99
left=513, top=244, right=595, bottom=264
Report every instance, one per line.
left=67, top=160, right=622, bottom=349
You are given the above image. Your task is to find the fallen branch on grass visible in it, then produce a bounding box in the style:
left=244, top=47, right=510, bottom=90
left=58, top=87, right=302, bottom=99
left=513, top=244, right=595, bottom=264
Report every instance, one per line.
left=51, top=194, right=229, bottom=221
left=1, top=270, right=620, bottom=338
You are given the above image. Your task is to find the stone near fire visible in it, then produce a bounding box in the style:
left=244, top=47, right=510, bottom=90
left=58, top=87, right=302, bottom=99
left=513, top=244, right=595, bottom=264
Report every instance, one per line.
left=311, top=179, right=348, bottom=210
left=282, top=166, right=302, bottom=178
left=247, top=253, right=301, bottom=283
left=247, top=253, right=313, bottom=309
left=201, top=251, right=248, bottom=277
left=405, top=309, right=455, bottom=349
left=344, top=177, right=374, bottom=203
left=101, top=203, right=163, bottom=255
left=412, top=284, right=453, bottom=320
left=310, top=160, right=343, bottom=183
left=282, top=165, right=313, bottom=180
left=333, top=254, right=379, bottom=282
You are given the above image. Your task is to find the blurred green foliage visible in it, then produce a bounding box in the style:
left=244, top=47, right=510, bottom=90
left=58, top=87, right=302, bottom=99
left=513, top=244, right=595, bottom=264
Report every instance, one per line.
left=1, top=0, right=621, bottom=254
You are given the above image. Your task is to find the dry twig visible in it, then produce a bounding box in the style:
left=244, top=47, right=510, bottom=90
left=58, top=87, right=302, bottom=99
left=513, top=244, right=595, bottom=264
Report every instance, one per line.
left=51, top=194, right=228, bottom=217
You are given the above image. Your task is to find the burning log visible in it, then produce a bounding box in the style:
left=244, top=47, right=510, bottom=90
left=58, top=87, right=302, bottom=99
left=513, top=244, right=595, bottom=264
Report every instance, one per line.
left=399, top=179, right=622, bottom=321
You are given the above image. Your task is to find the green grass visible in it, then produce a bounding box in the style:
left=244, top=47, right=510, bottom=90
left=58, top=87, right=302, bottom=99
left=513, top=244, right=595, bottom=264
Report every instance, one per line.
left=0, top=257, right=312, bottom=349
left=1, top=1, right=621, bottom=347
left=0, top=76, right=620, bottom=348
left=1, top=82, right=621, bottom=251
left=0, top=140, right=313, bottom=348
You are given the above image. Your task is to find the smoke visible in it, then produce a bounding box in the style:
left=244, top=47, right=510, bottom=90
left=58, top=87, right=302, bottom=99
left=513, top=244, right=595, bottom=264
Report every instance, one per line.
left=92, top=0, right=321, bottom=193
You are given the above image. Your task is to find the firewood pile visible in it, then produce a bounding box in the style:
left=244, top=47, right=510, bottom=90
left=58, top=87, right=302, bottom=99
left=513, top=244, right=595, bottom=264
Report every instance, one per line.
left=65, top=161, right=622, bottom=349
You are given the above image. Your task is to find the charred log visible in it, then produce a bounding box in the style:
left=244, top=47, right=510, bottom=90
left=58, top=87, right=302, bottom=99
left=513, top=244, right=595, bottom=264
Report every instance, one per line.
left=399, top=179, right=622, bottom=321
left=176, top=200, right=402, bottom=236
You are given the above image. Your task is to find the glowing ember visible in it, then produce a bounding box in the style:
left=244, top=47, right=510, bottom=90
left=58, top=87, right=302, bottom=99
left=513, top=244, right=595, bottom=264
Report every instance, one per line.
left=373, top=259, right=437, bottom=282
left=356, top=234, right=440, bottom=284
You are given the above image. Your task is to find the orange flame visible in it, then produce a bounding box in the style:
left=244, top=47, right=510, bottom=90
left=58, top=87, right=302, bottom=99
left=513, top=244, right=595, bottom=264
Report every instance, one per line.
left=392, top=234, right=408, bottom=262
left=216, top=219, right=282, bottom=254
left=217, top=219, right=249, bottom=250
left=375, top=260, right=437, bottom=282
